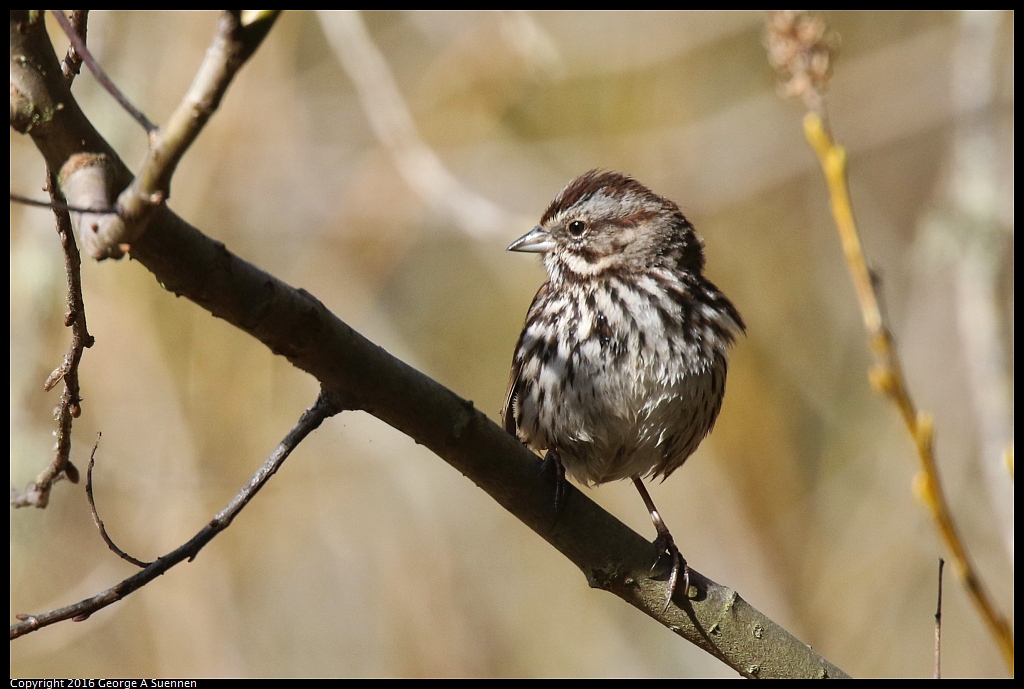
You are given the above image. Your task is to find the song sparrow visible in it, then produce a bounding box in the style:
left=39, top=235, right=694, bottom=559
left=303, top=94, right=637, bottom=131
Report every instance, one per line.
left=502, top=170, right=744, bottom=610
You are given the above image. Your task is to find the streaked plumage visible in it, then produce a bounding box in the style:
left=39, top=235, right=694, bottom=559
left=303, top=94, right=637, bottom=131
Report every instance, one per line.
left=503, top=170, right=743, bottom=608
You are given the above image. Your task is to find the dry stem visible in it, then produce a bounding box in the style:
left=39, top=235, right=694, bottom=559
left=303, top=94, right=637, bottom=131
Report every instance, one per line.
left=804, top=93, right=1013, bottom=679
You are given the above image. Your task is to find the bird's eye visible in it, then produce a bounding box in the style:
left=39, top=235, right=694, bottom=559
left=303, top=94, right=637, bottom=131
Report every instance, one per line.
left=567, top=220, right=588, bottom=238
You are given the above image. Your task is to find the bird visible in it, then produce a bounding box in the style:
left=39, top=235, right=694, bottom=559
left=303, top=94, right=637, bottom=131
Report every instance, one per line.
left=502, top=169, right=744, bottom=610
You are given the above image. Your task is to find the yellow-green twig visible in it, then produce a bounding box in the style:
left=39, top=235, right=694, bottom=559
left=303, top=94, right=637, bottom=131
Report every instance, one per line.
left=804, top=112, right=1014, bottom=674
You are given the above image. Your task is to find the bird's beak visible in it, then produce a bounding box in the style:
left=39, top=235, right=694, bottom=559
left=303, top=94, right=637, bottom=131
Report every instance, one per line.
left=507, top=225, right=554, bottom=253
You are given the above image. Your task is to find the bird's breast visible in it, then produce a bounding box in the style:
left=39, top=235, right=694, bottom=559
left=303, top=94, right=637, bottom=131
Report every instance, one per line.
left=512, top=275, right=731, bottom=485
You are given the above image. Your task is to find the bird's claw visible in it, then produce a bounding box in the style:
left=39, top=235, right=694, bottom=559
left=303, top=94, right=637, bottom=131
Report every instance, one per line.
left=651, top=531, right=689, bottom=613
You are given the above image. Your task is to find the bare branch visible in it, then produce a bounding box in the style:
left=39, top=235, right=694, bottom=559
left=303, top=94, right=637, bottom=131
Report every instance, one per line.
left=10, top=11, right=848, bottom=676
left=935, top=558, right=945, bottom=680
left=9, top=168, right=94, bottom=509
left=59, top=9, right=88, bottom=83
left=49, top=9, right=155, bottom=132
left=124, top=10, right=280, bottom=206
left=55, top=10, right=280, bottom=260
left=85, top=434, right=149, bottom=567
left=766, top=9, right=1014, bottom=673
left=9, top=191, right=115, bottom=215
left=11, top=389, right=345, bottom=639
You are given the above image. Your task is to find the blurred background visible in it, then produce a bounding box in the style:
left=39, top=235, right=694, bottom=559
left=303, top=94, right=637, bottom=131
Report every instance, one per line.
left=10, top=10, right=1014, bottom=678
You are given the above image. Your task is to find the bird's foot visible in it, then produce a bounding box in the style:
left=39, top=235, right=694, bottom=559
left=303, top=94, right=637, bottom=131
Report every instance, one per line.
left=633, top=477, right=690, bottom=613
left=540, top=449, right=567, bottom=529
left=652, top=530, right=690, bottom=614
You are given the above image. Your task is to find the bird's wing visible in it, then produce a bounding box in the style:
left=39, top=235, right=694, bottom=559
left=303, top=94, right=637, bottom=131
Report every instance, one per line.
left=501, top=282, right=549, bottom=436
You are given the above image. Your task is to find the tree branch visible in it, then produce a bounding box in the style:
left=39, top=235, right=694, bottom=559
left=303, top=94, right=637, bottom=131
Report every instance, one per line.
left=85, top=434, right=149, bottom=568
left=11, top=388, right=345, bottom=639
left=765, top=9, right=1013, bottom=674
left=57, top=9, right=88, bottom=83
left=48, top=10, right=280, bottom=260
left=49, top=9, right=155, bottom=132
left=8, top=171, right=95, bottom=508
left=10, top=11, right=847, bottom=677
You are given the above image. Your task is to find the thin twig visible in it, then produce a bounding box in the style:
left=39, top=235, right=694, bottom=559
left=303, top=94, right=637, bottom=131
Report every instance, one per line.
left=85, top=434, right=149, bottom=567
left=11, top=12, right=849, bottom=676
left=11, top=389, right=344, bottom=639
left=128, top=11, right=280, bottom=202
left=9, top=169, right=96, bottom=509
left=49, top=9, right=156, bottom=132
left=935, top=558, right=945, bottom=680
left=59, top=9, right=89, bottom=83
left=64, top=10, right=280, bottom=260
left=9, top=192, right=116, bottom=215
left=765, top=9, right=1014, bottom=674
left=802, top=65, right=1015, bottom=684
